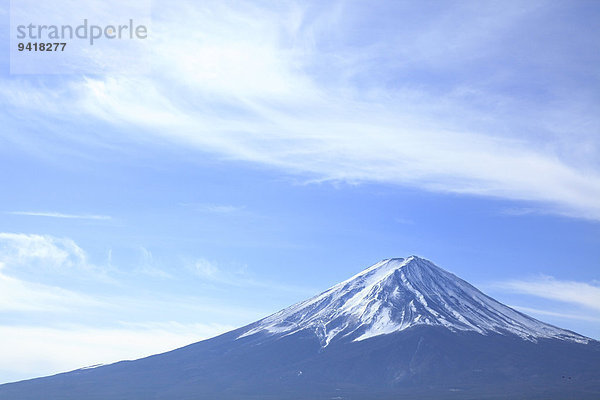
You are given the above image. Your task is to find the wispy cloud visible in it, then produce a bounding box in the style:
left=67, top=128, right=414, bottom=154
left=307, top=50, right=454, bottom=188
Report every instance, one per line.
left=190, top=258, right=314, bottom=295
left=0, top=232, right=89, bottom=272
left=496, top=276, right=600, bottom=312
left=0, top=233, right=115, bottom=285
left=1, top=1, right=599, bottom=220
left=180, top=203, right=245, bottom=214
left=192, top=258, right=220, bottom=279
left=7, top=211, right=112, bottom=220
left=0, top=233, right=112, bottom=311
left=510, top=305, right=600, bottom=323
left=135, top=247, right=173, bottom=279
left=0, top=272, right=103, bottom=312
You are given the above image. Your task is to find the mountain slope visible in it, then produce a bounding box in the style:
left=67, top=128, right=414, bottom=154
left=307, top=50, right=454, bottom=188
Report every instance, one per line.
left=1, top=256, right=599, bottom=400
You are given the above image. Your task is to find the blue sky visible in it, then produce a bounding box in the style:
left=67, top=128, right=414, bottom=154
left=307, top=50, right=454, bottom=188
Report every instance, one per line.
left=1, top=0, right=599, bottom=383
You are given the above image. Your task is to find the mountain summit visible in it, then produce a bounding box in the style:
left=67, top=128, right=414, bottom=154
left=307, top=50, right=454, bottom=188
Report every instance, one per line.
left=1, top=256, right=599, bottom=400
left=240, top=256, right=586, bottom=345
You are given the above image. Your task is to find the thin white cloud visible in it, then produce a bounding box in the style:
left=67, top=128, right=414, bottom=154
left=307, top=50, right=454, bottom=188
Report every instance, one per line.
left=0, top=234, right=114, bottom=284
left=180, top=203, right=245, bottom=214
left=199, top=205, right=242, bottom=213
left=0, top=233, right=108, bottom=311
left=0, top=272, right=102, bottom=312
left=8, top=211, right=112, bottom=220
left=497, top=276, right=600, bottom=312
left=71, top=75, right=600, bottom=220
left=1, top=2, right=599, bottom=220
left=190, top=258, right=315, bottom=295
left=135, top=247, right=173, bottom=279
left=511, top=305, right=600, bottom=323
left=192, top=258, right=220, bottom=279
left=0, top=233, right=88, bottom=272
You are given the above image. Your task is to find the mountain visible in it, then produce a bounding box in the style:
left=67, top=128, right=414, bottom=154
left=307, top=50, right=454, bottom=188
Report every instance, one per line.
left=240, top=257, right=587, bottom=344
left=1, top=256, right=599, bottom=400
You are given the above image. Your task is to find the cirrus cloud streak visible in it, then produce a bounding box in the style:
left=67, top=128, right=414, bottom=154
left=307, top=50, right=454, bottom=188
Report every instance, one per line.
left=2, top=1, right=599, bottom=220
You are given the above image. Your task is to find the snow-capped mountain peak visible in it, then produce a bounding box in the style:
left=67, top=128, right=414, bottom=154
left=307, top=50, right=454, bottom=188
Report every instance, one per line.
left=239, top=256, right=588, bottom=346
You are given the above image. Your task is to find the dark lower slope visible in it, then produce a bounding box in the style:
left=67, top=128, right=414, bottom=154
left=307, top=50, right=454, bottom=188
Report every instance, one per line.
left=1, top=326, right=599, bottom=400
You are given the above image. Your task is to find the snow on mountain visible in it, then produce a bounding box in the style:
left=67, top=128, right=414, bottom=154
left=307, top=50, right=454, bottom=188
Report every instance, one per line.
left=239, top=256, right=588, bottom=345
